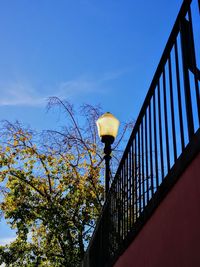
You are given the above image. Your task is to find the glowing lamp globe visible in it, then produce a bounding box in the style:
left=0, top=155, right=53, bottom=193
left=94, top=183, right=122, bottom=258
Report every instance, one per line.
left=96, top=112, right=120, bottom=144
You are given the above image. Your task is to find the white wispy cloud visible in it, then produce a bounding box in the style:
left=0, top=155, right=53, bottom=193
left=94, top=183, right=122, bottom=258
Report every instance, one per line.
left=0, top=82, right=46, bottom=106
left=57, top=70, right=127, bottom=97
left=0, top=70, right=126, bottom=107
left=57, top=78, right=98, bottom=98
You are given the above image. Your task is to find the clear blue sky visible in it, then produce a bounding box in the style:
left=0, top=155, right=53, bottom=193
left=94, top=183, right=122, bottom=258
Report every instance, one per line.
left=0, top=0, right=183, bottom=245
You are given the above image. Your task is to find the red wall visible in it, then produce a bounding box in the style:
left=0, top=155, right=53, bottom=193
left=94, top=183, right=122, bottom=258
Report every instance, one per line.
left=114, top=152, right=200, bottom=267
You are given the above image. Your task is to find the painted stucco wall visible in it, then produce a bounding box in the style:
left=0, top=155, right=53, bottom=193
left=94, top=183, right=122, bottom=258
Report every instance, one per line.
left=114, top=152, right=200, bottom=267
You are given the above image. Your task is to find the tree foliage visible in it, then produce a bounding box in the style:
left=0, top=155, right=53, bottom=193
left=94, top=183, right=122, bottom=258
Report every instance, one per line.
left=0, top=98, right=132, bottom=266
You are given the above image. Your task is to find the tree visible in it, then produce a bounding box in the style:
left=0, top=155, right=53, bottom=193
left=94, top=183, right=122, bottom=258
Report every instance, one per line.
left=0, top=98, right=132, bottom=267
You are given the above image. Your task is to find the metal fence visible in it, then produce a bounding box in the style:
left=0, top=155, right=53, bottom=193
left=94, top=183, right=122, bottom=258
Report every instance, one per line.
left=83, top=0, right=200, bottom=266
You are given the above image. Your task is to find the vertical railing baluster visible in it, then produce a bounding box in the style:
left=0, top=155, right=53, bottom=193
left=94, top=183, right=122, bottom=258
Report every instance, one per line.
left=108, top=197, right=111, bottom=260
left=126, top=156, right=128, bottom=235
left=120, top=173, right=122, bottom=242
left=138, top=127, right=141, bottom=215
left=127, top=154, right=129, bottom=233
left=122, top=165, right=125, bottom=239
left=120, top=168, right=123, bottom=241
left=145, top=110, right=150, bottom=201
left=112, top=192, right=115, bottom=252
left=129, top=150, right=132, bottom=230
left=131, top=148, right=134, bottom=227
left=180, top=17, right=194, bottom=140
left=117, top=174, right=121, bottom=245
left=134, top=135, right=138, bottom=220
left=174, top=39, right=185, bottom=151
left=188, top=6, right=200, bottom=126
left=128, top=155, right=130, bottom=232
left=131, top=144, right=135, bottom=225
left=109, top=192, right=112, bottom=254
left=114, top=188, right=117, bottom=249
left=149, top=102, right=154, bottom=196
left=124, top=163, right=126, bottom=238
left=163, top=67, right=171, bottom=172
left=153, top=89, right=159, bottom=188
left=157, top=79, right=164, bottom=180
left=141, top=119, right=145, bottom=209
left=168, top=54, right=177, bottom=162
left=123, top=160, right=126, bottom=237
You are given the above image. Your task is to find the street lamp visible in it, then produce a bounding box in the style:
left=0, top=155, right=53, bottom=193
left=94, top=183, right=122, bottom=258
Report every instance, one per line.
left=96, top=112, right=120, bottom=197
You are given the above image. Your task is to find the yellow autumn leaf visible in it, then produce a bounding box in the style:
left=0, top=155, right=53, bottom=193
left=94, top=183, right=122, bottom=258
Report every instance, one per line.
left=13, top=140, right=18, bottom=146
left=5, top=147, right=11, bottom=152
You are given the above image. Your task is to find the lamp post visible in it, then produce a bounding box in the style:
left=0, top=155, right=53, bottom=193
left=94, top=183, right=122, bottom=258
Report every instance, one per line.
left=96, top=112, right=120, bottom=197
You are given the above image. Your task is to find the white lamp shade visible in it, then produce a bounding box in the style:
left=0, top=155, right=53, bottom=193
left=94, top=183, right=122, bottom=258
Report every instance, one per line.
left=96, top=112, right=120, bottom=139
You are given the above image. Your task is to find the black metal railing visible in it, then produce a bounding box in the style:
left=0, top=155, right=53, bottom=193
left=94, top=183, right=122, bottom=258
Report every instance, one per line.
left=83, top=0, right=200, bottom=266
